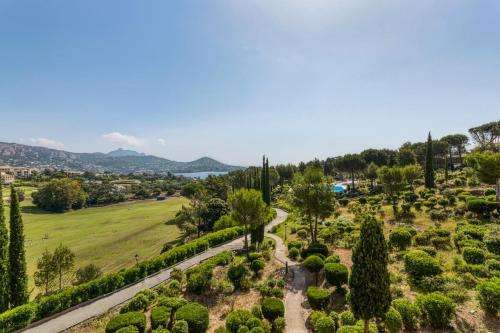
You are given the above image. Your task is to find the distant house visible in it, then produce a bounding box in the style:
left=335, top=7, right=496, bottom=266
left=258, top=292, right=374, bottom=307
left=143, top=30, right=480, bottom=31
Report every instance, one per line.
left=0, top=172, right=15, bottom=184
left=0, top=165, right=36, bottom=177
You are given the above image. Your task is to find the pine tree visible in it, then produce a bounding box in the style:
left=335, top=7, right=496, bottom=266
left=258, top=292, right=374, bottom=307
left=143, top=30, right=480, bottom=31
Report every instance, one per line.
left=349, top=215, right=391, bottom=333
left=9, top=186, right=28, bottom=307
left=424, top=132, right=435, bottom=188
left=0, top=182, right=9, bottom=311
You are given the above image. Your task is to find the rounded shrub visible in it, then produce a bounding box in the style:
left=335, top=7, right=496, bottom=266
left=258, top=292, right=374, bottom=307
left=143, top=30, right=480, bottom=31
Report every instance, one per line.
left=227, top=264, right=249, bottom=290
left=175, top=302, right=209, bottom=333
left=225, top=310, right=254, bottom=333
left=384, top=307, right=403, bottom=333
left=466, top=197, right=497, bottom=216
left=314, top=316, right=335, bottom=333
left=404, top=250, right=442, bottom=286
left=120, top=294, right=149, bottom=314
left=287, top=241, right=302, bottom=250
left=485, top=229, right=500, bottom=255
left=249, top=328, right=265, bottom=333
left=324, top=263, right=348, bottom=288
left=288, top=247, right=300, bottom=260
left=245, top=317, right=262, bottom=329
left=172, top=320, right=189, bottom=333
left=307, top=287, right=330, bottom=310
left=391, top=299, right=420, bottom=331
left=297, top=229, right=308, bottom=239
left=304, top=255, right=324, bottom=277
left=151, top=306, right=170, bottom=329
left=302, top=242, right=329, bottom=258
left=339, top=310, right=356, bottom=326
left=476, top=277, right=500, bottom=316
left=152, top=328, right=171, bottom=333
left=237, top=326, right=249, bottom=333
left=462, top=247, right=486, bottom=264
left=309, top=310, right=327, bottom=327
left=417, top=292, right=455, bottom=328
left=273, top=317, right=286, bottom=333
left=261, top=297, right=284, bottom=321
left=251, top=259, right=265, bottom=275
left=106, top=312, right=146, bottom=333
left=324, top=255, right=340, bottom=264
left=389, top=228, right=412, bottom=250
left=116, top=326, right=139, bottom=333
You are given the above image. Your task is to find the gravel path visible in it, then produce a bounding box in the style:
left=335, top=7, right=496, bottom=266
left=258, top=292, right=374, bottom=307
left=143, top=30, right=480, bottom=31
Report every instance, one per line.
left=23, top=209, right=288, bottom=333
left=266, top=214, right=309, bottom=333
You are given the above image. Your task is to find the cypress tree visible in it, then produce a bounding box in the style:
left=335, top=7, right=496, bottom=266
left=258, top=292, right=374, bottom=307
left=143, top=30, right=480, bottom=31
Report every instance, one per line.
left=349, top=215, right=391, bottom=333
left=9, top=186, right=28, bottom=307
left=424, top=132, right=435, bottom=188
left=0, top=182, right=9, bottom=311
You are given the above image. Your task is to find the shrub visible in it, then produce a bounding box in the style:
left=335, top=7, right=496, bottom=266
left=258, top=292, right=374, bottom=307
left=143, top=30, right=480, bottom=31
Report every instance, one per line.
left=0, top=303, right=36, bottom=333
left=246, top=317, right=262, bottom=329
left=324, top=263, right=348, bottom=288
left=237, top=326, right=249, bottom=333
left=485, top=227, right=500, bottom=255
left=310, top=310, right=327, bottom=327
left=417, top=292, right=455, bottom=328
left=152, top=329, right=171, bottom=333
left=339, top=310, right=356, bottom=326
left=106, top=312, right=146, bottom=333
left=251, top=306, right=263, bottom=319
left=249, top=328, right=265, bottom=333
left=225, top=310, right=254, bottom=333
left=261, top=298, right=284, bottom=321
left=324, top=255, right=340, bottom=264
left=389, top=228, right=412, bottom=250
left=430, top=236, right=450, bottom=250
left=120, top=294, right=149, bottom=314
left=297, top=229, right=308, bottom=239
left=271, top=287, right=284, bottom=299
left=287, top=241, right=302, bottom=250
left=476, top=277, right=500, bottom=316
left=251, top=259, right=265, bottom=275
left=172, top=320, right=189, bottom=333
left=273, top=317, right=286, bottom=332
left=288, top=247, right=300, bottom=260
left=302, top=242, right=329, bottom=258
left=314, top=316, right=335, bottom=333
left=227, top=264, right=249, bottom=290
left=336, top=326, right=361, bottom=333
left=175, top=302, right=209, bottom=333
left=116, top=326, right=139, bottom=333
left=466, top=198, right=497, bottom=217
left=462, top=247, right=486, bottom=264
left=384, top=307, right=403, bottom=333
left=391, top=299, right=420, bottom=331
left=151, top=306, right=170, bottom=329
left=136, top=289, right=157, bottom=302
left=429, top=209, right=448, bottom=222
left=404, top=250, right=442, bottom=286
left=304, top=255, right=324, bottom=284
left=307, top=287, right=330, bottom=310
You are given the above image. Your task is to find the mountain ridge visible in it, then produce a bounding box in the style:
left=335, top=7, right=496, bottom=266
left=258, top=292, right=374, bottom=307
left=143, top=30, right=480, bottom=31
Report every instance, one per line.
left=0, top=142, right=242, bottom=174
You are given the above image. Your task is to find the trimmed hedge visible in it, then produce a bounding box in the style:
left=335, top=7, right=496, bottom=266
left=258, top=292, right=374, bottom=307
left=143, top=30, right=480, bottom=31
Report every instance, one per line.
left=389, top=228, right=412, bottom=250
left=476, top=277, right=500, bottom=316
left=307, top=287, right=330, bottom=310
left=384, top=307, right=403, bottom=333
left=120, top=294, right=149, bottom=314
left=462, top=247, right=486, bottom=264
left=0, top=303, right=36, bottom=332
left=314, top=316, right=335, bottom=333
left=151, top=306, right=170, bottom=329
left=116, top=326, right=139, bottom=333
left=404, top=250, right=442, bottom=286
left=105, top=312, right=146, bottom=333
left=417, top=292, right=455, bottom=328
left=261, top=297, right=284, bottom=321
left=225, top=309, right=255, bottom=333
left=302, top=242, right=329, bottom=258
left=172, top=320, right=189, bottom=333
left=175, top=302, right=210, bottom=333
left=324, top=263, right=348, bottom=288
left=391, top=299, right=420, bottom=330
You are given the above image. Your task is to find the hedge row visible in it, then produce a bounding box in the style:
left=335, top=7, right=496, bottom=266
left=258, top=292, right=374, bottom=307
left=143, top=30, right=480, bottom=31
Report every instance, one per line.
left=0, top=226, right=244, bottom=333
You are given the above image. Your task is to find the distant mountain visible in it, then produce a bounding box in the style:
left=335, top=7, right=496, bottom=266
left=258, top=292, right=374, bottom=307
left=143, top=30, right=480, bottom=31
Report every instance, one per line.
left=0, top=142, right=242, bottom=174
left=106, top=148, right=146, bottom=157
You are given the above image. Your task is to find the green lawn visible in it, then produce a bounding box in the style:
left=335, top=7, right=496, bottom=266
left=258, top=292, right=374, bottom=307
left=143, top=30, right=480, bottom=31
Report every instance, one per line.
left=3, top=196, right=188, bottom=294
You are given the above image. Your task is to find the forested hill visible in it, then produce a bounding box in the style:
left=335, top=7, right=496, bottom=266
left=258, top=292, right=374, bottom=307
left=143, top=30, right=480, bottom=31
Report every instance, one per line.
left=0, top=142, right=242, bottom=174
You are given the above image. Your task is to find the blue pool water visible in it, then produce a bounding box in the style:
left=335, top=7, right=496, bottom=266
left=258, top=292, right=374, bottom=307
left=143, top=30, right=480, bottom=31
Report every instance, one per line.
left=333, top=185, right=346, bottom=193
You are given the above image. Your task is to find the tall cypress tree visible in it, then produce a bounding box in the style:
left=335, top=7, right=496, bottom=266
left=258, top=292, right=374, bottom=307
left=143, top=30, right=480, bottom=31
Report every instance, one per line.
left=0, top=182, right=9, bottom=311
left=424, top=132, right=435, bottom=188
left=349, top=215, right=391, bottom=333
left=9, top=186, right=28, bottom=307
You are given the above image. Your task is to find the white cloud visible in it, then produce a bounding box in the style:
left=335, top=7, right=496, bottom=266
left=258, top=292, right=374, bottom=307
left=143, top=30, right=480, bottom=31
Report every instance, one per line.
left=157, top=138, right=166, bottom=146
left=29, top=137, right=64, bottom=149
left=102, top=132, right=146, bottom=148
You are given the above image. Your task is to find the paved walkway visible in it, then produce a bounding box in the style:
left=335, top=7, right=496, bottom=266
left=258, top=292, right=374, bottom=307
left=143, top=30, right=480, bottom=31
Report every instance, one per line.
left=266, top=215, right=309, bottom=333
left=23, top=209, right=288, bottom=333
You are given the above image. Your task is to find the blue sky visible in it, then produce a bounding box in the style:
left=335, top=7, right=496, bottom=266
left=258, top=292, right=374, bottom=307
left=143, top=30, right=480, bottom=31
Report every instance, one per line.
left=0, top=1, right=499, bottom=166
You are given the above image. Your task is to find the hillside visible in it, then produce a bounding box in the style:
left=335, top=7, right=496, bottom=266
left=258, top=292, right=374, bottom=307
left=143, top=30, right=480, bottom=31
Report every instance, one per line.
left=0, top=142, right=242, bottom=174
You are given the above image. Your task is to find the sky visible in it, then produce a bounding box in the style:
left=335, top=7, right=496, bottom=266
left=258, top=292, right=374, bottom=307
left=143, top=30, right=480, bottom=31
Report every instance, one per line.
left=0, top=1, right=499, bottom=166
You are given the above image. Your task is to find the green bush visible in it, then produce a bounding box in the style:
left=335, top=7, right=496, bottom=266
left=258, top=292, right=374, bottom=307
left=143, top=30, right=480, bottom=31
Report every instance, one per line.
left=261, top=298, right=284, bottom=321
left=245, top=317, right=262, bottom=329
left=120, top=294, right=149, bottom=313
left=302, top=242, right=329, bottom=258
left=237, top=326, right=249, bottom=333
left=389, top=228, right=412, bottom=250
left=273, top=317, right=285, bottom=332
left=324, top=255, right=340, bottom=264
left=304, top=255, right=324, bottom=281
left=476, top=277, right=500, bottom=316
left=485, top=227, right=500, bottom=255
left=176, top=302, right=209, bottom=333
left=135, top=288, right=157, bottom=302
left=116, top=326, right=139, bottom=333
left=339, top=310, right=356, bottom=326
left=105, top=312, right=146, bottom=333
left=404, top=250, right=442, bottom=286
left=249, top=328, right=265, bottom=333
left=225, top=310, right=254, bottom=333
left=309, top=310, right=327, bottom=327
left=287, top=241, right=302, bottom=250
left=151, top=306, right=170, bottom=329
left=462, top=247, right=486, bottom=264
left=314, top=316, right=335, bottom=333
left=251, top=259, right=265, bottom=275
left=152, top=328, right=171, bottom=333
left=172, top=320, right=189, bottom=333
left=384, top=307, right=403, bottom=333
left=391, top=299, right=420, bottom=330
left=0, top=303, right=36, bottom=333
left=466, top=198, right=497, bottom=216
left=324, top=263, right=348, bottom=288
left=307, top=287, right=330, bottom=310
left=288, top=247, right=300, bottom=260
left=228, top=264, right=249, bottom=290
left=417, top=292, right=455, bottom=328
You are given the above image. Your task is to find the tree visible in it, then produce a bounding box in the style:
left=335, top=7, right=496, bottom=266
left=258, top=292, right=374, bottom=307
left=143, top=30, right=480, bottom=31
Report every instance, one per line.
left=466, top=151, right=500, bottom=202
left=366, top=162, right=378, bottom=189
left=334, top=154, right=366, bottom=191
left=398, top=148, right=417, bottom=166
left=292, top=167, right=335, bottom=242
left=190, top=191, right=208, bottom=238
left=469, top=121, right=500, bottom=152
left=229, top=189, right=266, bottom=254
left=32, top=178, right=87, bottom=212
left=424, top=132, right=435, bottom=188
left=9, top=186, right=28, bottom=306
left=34, top=249, right=56, bottom=295
left=349, top=215, right=391, bottom=333
left=201, top=197, right=229, bottom=230
left=402, top=164, right=422, bottom=190
left=377, top=166, right=405, bottom=217
left=74, top=264, right=102, bottom=285
left=52, top=244, right=75, bottom=290
left=441, top=134, right=469, bottom=168
left=0, top=182, right=9, bottom=311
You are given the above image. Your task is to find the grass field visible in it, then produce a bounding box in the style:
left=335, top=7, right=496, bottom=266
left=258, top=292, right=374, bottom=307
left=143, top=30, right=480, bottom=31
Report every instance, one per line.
left=2, top=194, right=188, bottom=295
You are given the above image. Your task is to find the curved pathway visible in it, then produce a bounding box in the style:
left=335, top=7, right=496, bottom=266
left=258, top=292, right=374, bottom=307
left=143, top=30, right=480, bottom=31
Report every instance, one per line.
left=22, top=209, right=288, bottom=333
left=266, top=213, right=309, bottom=333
